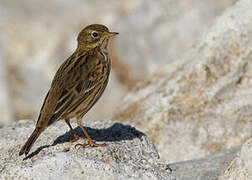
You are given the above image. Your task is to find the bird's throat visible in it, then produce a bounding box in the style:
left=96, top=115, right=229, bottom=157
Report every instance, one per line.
left=100, top=38, right=109, bottom=53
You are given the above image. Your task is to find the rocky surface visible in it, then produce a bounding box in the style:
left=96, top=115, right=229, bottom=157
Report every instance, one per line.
left=1, top=120, right=249, bottom=180
left=113, top=0, right=252, bottom=163
left=0, top=120, right=173, bottom=180
left=219, top=138, right=252, bottom=180
left=0, top=0, right=236, bottom=124
left=169, top=147, right=240, bottom=180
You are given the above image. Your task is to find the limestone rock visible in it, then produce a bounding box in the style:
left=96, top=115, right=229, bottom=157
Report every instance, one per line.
left=170, top=147, right=239, bottom=180
left=113, top=0, right=252, bottom=163
left=0, top=120, right=246, bottom=179
left=0, top=120, right=173, bottom=180
left=219, top=138, right=252, bottom=180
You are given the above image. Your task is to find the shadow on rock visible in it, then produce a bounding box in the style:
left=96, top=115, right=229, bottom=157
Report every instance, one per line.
left=24, top=122, right=145, bottom=160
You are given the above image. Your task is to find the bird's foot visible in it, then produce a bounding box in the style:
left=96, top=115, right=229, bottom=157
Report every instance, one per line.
left=70, top=134, right=88, bottom=143
left=75, top=139, right=106, bottom=148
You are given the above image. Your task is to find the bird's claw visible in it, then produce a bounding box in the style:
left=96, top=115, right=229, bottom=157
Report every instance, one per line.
left=74, top=142, right=106, bottom=149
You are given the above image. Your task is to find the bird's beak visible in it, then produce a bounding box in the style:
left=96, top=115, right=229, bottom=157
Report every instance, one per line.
left=106, top=32, right=119, bottom=38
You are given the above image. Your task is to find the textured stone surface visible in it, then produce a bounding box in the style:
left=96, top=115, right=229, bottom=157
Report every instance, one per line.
left=170, top=147, right=239, bottom=180
left=113, top=0, right=252, bottom=163
left=0, top=120, right=247, bottom=180
left=0, top=0, right=236, bottom=123
left=0, top=120, right=173, bottom=180
left=219, top=138, right=252, bottom=180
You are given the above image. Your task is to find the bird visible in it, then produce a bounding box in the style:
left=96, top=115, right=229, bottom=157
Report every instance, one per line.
left=19, top=24, right=118, bottom=156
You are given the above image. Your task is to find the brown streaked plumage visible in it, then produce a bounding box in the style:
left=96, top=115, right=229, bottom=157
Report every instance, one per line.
left=19, top=24, right=118, bottom=156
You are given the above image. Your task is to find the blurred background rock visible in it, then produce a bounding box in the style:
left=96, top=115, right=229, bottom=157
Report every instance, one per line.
left=113, top=0, right=252, bottom=163
left=0, top=0, right=237, bottom=125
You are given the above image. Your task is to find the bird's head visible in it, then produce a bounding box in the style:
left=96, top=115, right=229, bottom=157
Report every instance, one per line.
left=77, top=24, right=118, bottom=50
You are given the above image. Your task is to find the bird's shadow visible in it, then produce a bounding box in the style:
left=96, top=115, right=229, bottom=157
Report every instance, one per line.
left=24, top=123, right=145, bottom=160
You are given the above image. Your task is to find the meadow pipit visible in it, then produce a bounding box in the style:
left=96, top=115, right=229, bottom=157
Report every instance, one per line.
left=19, top=24, right=118, bottom=156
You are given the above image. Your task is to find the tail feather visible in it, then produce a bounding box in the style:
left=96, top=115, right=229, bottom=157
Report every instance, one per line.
left=19, top=128, right=41, bottom=156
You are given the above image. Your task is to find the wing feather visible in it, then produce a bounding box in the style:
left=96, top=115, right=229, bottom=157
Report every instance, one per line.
left=46, top=51, right=104, bottom=126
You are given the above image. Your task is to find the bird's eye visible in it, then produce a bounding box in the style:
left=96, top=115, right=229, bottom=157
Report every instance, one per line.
left=91, top=32, right=99, bottom=38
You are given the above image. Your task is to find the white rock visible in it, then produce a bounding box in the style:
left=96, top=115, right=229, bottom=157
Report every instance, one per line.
left=113, top=0, right=252, bottom=163
left=0, top=120, right=173, bottom=180
left=219, top=138, right=252, bottom=180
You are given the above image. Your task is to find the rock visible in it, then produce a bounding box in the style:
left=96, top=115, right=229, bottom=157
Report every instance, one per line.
left=0, top=120, right=173, bottom=180
left=113, top=0, right=252, bottom=163
left=219, top=138, right=252, bottom=180
left=170, top=147, right=239, bottom=180
left=115, top=0, right=237, bottom=78
left=0, top=120, right=245, bottom=179
left=0, top=0, right=236, bottom=123
left=0, top=30, right=13, bottom=126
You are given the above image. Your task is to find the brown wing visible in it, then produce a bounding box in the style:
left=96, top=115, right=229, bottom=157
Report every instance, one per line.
left=37, top=50, right=105, bottom=127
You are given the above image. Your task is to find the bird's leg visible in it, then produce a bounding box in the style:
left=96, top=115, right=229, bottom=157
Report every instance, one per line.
left=75, top=118, right=106, bottom=148
left=65, top=119, right=88, bottom=143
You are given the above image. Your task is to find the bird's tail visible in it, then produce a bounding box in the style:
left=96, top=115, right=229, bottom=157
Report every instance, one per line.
left=19, top=128, right=42, bottom=156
